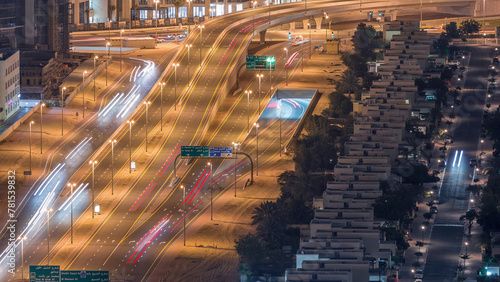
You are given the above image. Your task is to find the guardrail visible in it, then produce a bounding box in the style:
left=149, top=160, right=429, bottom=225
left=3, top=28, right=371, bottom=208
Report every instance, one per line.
left=0, top=103, right=41, bottom=142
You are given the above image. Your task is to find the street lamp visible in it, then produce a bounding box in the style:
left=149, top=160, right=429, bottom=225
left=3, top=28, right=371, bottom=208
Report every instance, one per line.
left=109, top=140, right=116, bottom=195
left=93, top=56, right=98, bottom=101
left=186, top=44, right=192, bottom=86
left=308, top=23, right=312, bottom=59
left=61, top=87, right=66, bottom=135
left=180, top=185, right=186, bottom=246
left=266, top=57, right=274, bottom=90
left=254, top=123, right=259, bottom=176
left=324, top=13, right=329, bottom=40
left=465, top=241, right=468, bottom=256
left=284, top=47, right=288, bottom=86
left=484, top=33, right=487, bottom=45
left=232, top=142, right=240, bottom=197
left=159, top=82, right=165, bottom=131
left=187, top=0, right=192, bottom=35
left=19, top=236, right=27, bottom=279
left=120, top=29, right=124, bottom=71
left=106, top=42, right=110, bottom=86
left=144, top=101, right=151, bottom=152
left=82, top=71, right=87, bottom=118
left=256, top=74, right=263, bottom=115
left=252, top=1, right=257, bottom=35
left=207, top=162, right=213, bottom=220
left=67, top=183, right=76, bottom=243
left=29, top=121, right=34, bottom=173
left=420, top=0, right=423, bottom=29
left=127, top=120, right=134, bottom=173
left=199, top=25, right=205, bottom=66
left=278, top=100, right=282, bottom=156
left=245, top=90, right=252, bottom=132
left=90, top=160, right=97, bottom=219
left=173, top=63, right=180, bottom=110
left=421, top=225, right=425, bottom=244
left=46, top=208, right=52, bottom=265
left=155, top=0, right=159, bottom=47
left=40, top=103, right=45, bottom=154
left=268, top=0, right=272, bottom=25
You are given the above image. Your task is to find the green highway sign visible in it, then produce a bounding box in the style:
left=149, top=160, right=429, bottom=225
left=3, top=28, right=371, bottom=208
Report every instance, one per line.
left=29, top=265, right=60, bottom=282
left=246, top=56, right=275, bottom=70
left=181, top=146, right=209, bottom=157
left=61, top=270, right=109, bottom=282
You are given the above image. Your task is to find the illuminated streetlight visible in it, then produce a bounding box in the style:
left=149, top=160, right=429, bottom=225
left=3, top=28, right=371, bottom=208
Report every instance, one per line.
left=186, top=44, right=192, bottom=85
left=127, top=120, right=135, bottom=173
left=61, top=87, right=66, bottom=135
left=40, top=103, right=45, bottom=154
left=256, top=74, right=263, bottom=115
left=120, top=29, right=124, bottom=71
left=159, top=82, right=165, bottom=131
left=199, top=25, right=205, bottom=66
left=19, top=236, right=27, bottom=279
left=29, top=121, right=34, bottom=173
left=207, top=162, right=213, bottom=220
left=144, top=101, right=151, bottom=152
left=93, top=56, right=98, bottom=101
left=173, top=63, right=180, bottom=110
left=89, top=160, right=97, bottom=218
left=106, top=42, right=110, bottom=86
left=46, top=208, right=53, bottom=265
left=232, top=142, right=240, bottom=197
left=155, top=0, right=159, bottom=47
left=245, top=90, right=252, bottom=132
left=284, top=47, right=288, bottom=86
left=67, top=183, right=76, bottom=243
left=109, top=140, right=116, bottom=195
left=181, top=185, right=186, bottom=246
left=82, top=71, right=87, bottom=118
left=254, top=123, right=259, bottom=176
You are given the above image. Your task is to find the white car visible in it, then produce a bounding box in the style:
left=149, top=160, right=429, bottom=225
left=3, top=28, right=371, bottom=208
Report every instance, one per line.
left=414, top=268, right=424, bottom=279
left=448, top=60, right=460, bottom=66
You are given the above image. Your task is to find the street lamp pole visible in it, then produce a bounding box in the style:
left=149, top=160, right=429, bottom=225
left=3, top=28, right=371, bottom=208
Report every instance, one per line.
left=46, top=208, right=52, bottom=265
left=109, top=140, right=116, bottom=195
left=187, top=0, right=192, bottom=35
left=29, top=121, right=34, bottom=173
left=40, top=103, right=44, bottom=154
left=155, top=0, right=159, bottom=47
left=159, top=82, right=165, bottom=131
left=186, top=44, right=192, bottom=86
left=120, top=29, right=124, bottom=72
left=93, top=56, right=98, bottom=101
left=19, top=236, right=27, bottom=279
left=106, top=42, right=110, bottom=86
left=308, top=23, right=312, bottom=59
left=324, top=14, right=329, bottom=40
left=278, top=100, right=282, bottom=156
left=199, top=25, right=204, bottom=66
left=82, top=71, right=87, bottom=118
left=144, top=101, right=151, bottom=152
left=421, top=225, right=425, bottom=244
left=207, top=162, right=213, bottom=220
left=173, top=63, right=179, bottom=110
left=127, top=120, right=134, bottom=173
left=245, top=90, right=252, bottom=132
left=232, top=142, right=239, bottom=197
left=61, top=87, right=66, bottom=135
left=90, top=160, right=97, bottom=219
left=284, top=47, right=288, bottom=86
left=181, top=185, right=186, bottom=246
left=254, top=123, right=259, bottom=176
left=67, top=183, right=76, bottom=243
left=257, top=74, right=263, bottom=115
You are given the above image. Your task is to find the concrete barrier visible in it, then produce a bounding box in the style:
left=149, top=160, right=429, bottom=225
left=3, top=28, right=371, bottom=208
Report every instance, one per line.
left=0, top=103, right=41, bottom=142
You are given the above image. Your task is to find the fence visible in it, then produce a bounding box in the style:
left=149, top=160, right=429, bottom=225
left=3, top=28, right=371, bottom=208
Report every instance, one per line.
left=0, top=103, right=41, bottom=142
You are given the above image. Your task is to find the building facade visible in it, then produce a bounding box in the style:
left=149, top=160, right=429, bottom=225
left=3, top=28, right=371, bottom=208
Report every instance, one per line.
left=0, top=50, right=21, bottom=121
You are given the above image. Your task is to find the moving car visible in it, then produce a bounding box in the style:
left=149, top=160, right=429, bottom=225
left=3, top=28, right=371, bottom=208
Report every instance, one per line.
left=414, top=268, right=424, bottom=279
left=430, top=205, right=438, bottom=214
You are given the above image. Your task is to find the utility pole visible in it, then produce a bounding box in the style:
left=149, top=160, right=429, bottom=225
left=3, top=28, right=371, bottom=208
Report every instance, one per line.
left=109, top=140, right=116, bottom=195
left=40, top=103, right=45, bottom=154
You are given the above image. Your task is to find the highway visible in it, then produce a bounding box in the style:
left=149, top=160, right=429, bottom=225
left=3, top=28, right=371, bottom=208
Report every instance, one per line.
left=0, top=0, right=475, bottom=280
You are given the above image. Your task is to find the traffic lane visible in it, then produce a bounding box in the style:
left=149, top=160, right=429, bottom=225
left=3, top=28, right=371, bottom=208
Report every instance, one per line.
left=424, top=225, right=464, bottom=281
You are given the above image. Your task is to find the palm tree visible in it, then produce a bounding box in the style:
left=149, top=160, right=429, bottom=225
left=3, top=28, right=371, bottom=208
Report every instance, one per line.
left=405, top=135, right=423, bottom=161
left=251, top=201, right=281, bottom=225
left=459, top=209, right=478, bottom=236
left=336, top=69, right=361, bottom=100
left=173, top=0, right=187, bottom=22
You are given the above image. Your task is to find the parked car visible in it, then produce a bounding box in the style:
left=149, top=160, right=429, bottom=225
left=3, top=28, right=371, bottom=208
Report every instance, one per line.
left=492, top=57, right=499, bottom=65
left=488, top=65, right=496, bottom=71
left=448, top=60, right=461, bottom=66
left=430, top=205, right=438, bottom=214
left=414, top=268, right=424, bottom=279
left=439, top=160, right=447, bottom=167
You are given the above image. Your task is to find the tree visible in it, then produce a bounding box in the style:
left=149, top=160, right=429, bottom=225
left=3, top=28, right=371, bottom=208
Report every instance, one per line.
left=235, top=234, right=266, bottom=270
left=251, top=201, right=282, bottom=226
left=324, top=91, right=353, bottom=118
left=460, top=209, right=478, bottom=235
left=173, top=0, right=187, bottom=21
left=460, top=19, right=481, bottom=37
left=352, top=22, right=377, bottom=59
left=482, top=109, right=500, bottom=149
left=434, top=33, right=449, bottom=56
left=445, top=22, right=462, bottom=39
left=415, top=240, right=424, bottom=251
left=340, top=52, right=368, bottom=78
left=466, top=184, right=483, bottom=200
left=423, top=212, right=433, bottom=222
left=336, top=69, right=361, bottom=100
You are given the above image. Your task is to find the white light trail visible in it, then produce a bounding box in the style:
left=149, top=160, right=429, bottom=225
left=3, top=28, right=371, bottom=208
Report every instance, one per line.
left=100, top=92, right=124, bottom=117
left=457, top=150, right=464, bottom=168
left=34, top=164, right=65, bottom=196
left=452, top=150, right=458, bottom=167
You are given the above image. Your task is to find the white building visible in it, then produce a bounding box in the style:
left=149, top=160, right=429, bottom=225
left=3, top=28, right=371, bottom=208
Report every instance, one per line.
left=0, top=50, right=20, bottom=121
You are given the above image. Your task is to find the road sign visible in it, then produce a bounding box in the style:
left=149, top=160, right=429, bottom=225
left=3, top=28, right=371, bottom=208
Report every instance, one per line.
left=181, top=146, right=209, bottom=157
left=61, top=270, right=109, bottom=282
left=246, top=56, right=275, bottom=70
left=209, top=147, right=233, bottom=157
left=30, top=265, right=60, bottom=282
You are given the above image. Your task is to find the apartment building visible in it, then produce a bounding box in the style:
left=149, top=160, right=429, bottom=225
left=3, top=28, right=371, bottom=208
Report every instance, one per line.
left=0, top=50, right=20, bottom=121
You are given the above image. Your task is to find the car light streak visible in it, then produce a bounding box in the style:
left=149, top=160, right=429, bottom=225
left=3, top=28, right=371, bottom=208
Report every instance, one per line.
left=169, top=200, right=204, bottom=234
left=184, top=170, right=207, bottom=204
left=65, top=137, right=92, bottom=160
left=285, top=52, right=299, bottom=68
left=188, top=171, right=210, bottom=205
left=99, top=92, right=124, bottom=117
left=458, top=150, right=464, bottom=167
left=34, top=164, right=66, bottom=195
left=118, top=94, right=140, bottom=118
left=126, top=215, right=172, bottom=264
left=452, top=150, right=458, bottom=167
left=58, top=183, right=88, bottom=211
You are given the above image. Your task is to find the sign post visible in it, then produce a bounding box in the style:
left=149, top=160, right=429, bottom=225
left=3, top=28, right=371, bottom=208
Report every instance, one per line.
left=29, top=265, right=60, bottom=282
left=246, top=56, right=275, bottom=70
left=209, top=147, right=233, bottom=157
left=181, top=146, right=210, bottom=157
